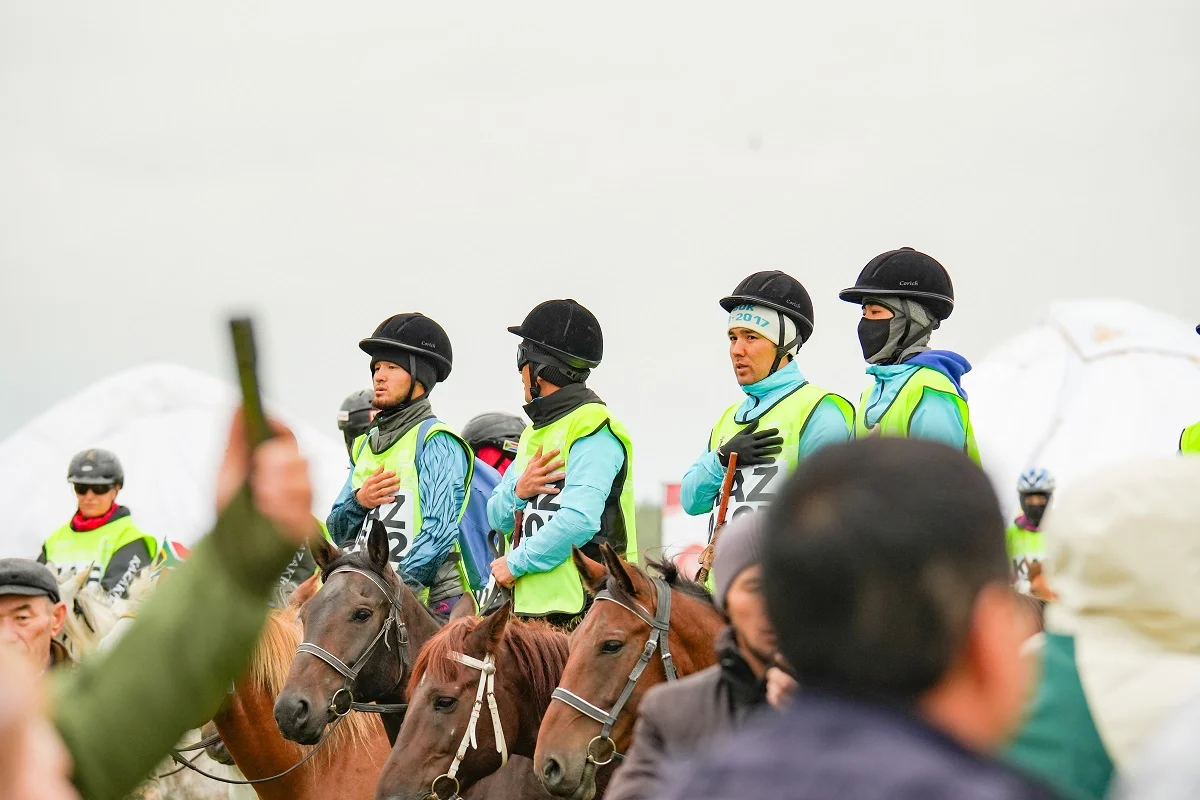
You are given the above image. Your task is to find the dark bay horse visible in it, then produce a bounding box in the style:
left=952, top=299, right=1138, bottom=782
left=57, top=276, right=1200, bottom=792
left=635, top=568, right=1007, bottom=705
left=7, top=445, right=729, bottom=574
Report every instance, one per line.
left=274, top=523, right=443, bottom=745
left=213, top=605, right=392, bottom=800
left=375, top=603, right=564, bottom=800
left=535, top=544, right=725, bottom=800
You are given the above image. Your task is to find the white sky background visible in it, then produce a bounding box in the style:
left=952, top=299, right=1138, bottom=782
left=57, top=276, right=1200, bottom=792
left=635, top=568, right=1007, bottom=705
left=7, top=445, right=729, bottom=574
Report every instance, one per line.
left=1, top=2, right=1197, bottom=502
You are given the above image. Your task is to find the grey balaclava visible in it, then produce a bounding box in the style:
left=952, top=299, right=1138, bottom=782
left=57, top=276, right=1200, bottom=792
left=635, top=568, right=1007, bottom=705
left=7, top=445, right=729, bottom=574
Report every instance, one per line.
left=862, top=295, right=938, bottom=365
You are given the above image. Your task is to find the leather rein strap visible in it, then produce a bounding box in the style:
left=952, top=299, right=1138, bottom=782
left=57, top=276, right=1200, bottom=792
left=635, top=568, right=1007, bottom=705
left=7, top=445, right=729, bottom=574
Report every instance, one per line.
left=293, top=566, right=410, bottom=716
left=549, top=577, right=677, bottom=765
left=429, top=651, right=509, bottom=800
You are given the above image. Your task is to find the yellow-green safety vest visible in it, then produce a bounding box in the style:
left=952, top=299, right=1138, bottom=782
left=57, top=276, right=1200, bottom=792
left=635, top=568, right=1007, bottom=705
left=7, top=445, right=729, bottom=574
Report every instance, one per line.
left=1180, top=421, right=1200, bottom=455
left=1005, top=521, right=1045, bottom=592
left=43, top=515, right=158, bottom=585
left=509, top=403, right=637, bottom=618
left=350, top=421, right=473, bottom=594
left=856, top=366, right=981, bottom=465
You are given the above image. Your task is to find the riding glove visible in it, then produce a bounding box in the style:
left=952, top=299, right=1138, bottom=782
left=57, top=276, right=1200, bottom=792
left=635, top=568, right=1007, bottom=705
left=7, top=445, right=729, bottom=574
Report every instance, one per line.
left=716, top=418, right=783, bottom=467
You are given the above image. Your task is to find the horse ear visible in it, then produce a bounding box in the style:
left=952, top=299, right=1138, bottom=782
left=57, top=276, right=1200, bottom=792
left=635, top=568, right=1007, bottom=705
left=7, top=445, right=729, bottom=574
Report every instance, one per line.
left=572, top=546, right=608, bottom=595
left=448, top=593, right=476, bottom=622
left=310, top=537, right=340, bottom=571
left=288, top=572, right=321, bottom=607
left=366, top=521, right=391, bottom=572
left=467, top=601, right=511, bottom=654
left=599, top=543, right=636, bottom=597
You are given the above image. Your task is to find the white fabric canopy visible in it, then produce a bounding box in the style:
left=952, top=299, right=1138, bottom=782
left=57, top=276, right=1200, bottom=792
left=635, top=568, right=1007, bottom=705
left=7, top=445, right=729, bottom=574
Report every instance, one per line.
left=969, top=300, right=1200, bottom=517
left=0, top=363, right=349, bottom=557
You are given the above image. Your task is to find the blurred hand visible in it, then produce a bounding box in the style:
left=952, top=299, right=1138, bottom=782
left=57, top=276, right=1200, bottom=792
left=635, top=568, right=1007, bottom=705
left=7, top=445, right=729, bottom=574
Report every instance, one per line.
left=355, top=465, right=400, bottom=509
left=766, top=665, right=797, bottom=709
left=515, top=447, right=565, bottom=501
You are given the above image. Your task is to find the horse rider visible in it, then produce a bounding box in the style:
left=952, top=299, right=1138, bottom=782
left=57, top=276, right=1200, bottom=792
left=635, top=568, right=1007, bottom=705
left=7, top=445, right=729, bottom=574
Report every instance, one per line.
left=487, top=299, right=637, bottom=629
left=839, top=247, right=980, bottom=463
left=0, top=558, right=71, bottom=671
left=39, top=449, right=158, bottom=597
left=605, top=514, right=777, bottom=800
left=681, top=272, right=853, bottom=533
left=1008, top=468, right=1055, bottom=599
left=1181, top=323, right=1200, bottom=454
left=462, top=411, right=525, bottom=475
left=337, top=387, right=377, bottom=463
left=325, top=313, right=475, bottom=615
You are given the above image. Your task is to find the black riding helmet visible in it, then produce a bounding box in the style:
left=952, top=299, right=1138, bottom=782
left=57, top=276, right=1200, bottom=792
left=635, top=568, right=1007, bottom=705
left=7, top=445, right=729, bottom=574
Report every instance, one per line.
left=68, top=449, right=124, bottom=486
left=462, top=412, right=525, bottom=454
left=721, top=271, right=814, bottom=374
left=337, top=388, right=376, bottom=454
left=359, top=313, right=453, bottom=399
left=509, top=300, right=603, bottom=394
left=839, top=247, right=955, bottom=321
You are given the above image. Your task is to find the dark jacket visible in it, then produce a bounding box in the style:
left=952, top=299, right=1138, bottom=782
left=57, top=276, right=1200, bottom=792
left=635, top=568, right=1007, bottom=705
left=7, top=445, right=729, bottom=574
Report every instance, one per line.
left=606, top=627, right=769, bottom=800
left=660, top=691, right=1062, bottom=800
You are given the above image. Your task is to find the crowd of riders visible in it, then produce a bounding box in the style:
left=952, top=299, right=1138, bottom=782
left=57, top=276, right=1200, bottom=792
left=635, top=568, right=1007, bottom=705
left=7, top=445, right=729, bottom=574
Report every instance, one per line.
left=3, top=247, right=1199, bottom=800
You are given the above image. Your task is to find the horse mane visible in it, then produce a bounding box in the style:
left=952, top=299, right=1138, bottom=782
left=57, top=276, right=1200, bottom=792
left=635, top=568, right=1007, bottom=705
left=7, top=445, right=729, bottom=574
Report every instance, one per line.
left=408, top=615, right=569, bottom=715
left=605, top=556, right=714, bottom=606
left=247, top=607, right=380, bottom=760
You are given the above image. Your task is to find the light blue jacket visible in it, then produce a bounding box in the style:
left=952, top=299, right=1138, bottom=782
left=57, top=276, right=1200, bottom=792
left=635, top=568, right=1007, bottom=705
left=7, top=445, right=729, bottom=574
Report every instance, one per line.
left=487, top=427, right=625, bottom=579
left=326, top=430, right=468, bottom=589
left=681, top=361, right=852, bottom=516
left=860, top=350, right=971, bottom=451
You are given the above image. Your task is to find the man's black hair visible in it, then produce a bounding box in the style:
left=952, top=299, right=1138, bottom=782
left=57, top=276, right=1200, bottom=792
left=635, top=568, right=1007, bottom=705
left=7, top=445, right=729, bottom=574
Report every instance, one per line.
left=763, top=437, right=1008, bottom=702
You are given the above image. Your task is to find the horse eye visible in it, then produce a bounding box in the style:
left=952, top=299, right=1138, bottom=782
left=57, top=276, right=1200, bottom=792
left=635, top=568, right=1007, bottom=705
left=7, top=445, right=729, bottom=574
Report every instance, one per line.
left=600, top=640, right=623, bottom=654
left=352, top=608, right=372, bottom=622
left=434, top=696, right=458, bottom=712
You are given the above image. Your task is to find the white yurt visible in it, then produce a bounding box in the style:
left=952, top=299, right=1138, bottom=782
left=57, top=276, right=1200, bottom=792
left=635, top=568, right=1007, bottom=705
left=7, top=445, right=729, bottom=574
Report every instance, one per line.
left=0, top=363, right=349, bottom=558
left=969, top=300, right=1200, bottom=517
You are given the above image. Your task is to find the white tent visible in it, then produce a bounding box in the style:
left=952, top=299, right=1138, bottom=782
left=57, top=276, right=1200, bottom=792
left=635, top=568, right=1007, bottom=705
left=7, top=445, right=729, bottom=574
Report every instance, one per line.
left=969, top=300, right=1200, bottom=516
left=0, top=363, right=349, bottom=557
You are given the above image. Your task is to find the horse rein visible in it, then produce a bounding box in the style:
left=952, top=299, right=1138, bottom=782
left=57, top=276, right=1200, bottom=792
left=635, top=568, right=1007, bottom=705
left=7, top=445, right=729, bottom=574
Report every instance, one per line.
left=430, top=651, right=509, bottom=800
left=549, top=577, right=677, bottom=765
left=165, top=714, right=347, bottom=785
left=293, top=565, right=410, bottom=716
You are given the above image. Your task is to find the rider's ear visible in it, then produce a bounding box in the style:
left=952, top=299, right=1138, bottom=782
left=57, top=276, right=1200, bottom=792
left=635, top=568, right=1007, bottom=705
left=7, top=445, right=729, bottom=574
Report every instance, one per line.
left=366, top=521, right=391, bottom=572
left=599, top=543, right=636, bottom=597
left=310, top=537, right=341, bottom=571
left=572, top=546, right=608, bottom=596
left=467, top=601, right=511, bottom=653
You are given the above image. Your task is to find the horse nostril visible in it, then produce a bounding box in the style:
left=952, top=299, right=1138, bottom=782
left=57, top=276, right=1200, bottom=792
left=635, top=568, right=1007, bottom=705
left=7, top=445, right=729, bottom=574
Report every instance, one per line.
left=292, top=697, right=310, bottom=724
left=542, top=756, right=563, bottom=787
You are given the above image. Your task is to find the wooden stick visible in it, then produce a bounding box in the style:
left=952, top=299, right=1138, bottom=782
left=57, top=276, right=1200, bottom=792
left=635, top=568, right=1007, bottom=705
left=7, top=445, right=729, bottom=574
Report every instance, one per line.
left=695, top=453, right=738, bottom=584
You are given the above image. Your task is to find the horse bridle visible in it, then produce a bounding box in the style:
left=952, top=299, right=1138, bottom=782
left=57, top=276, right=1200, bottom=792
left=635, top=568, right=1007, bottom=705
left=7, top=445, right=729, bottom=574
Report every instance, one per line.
left=429, top=651, right=509, bottom=800
left=293, top=565, right=410, bottom=716
left=549, top=577, right=676, bottom=765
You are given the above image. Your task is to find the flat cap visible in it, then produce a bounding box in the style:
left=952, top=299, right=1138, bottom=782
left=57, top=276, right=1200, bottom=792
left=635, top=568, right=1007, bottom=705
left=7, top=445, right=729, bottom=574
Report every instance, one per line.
left=0, top=558, right=60, bottom=603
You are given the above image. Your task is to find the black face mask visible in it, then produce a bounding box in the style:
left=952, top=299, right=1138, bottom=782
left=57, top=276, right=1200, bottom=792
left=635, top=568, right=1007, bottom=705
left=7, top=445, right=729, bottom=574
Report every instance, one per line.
left=857, top=318, right=892, bottom=362
left=1020, top=495, right=1049, bottom=527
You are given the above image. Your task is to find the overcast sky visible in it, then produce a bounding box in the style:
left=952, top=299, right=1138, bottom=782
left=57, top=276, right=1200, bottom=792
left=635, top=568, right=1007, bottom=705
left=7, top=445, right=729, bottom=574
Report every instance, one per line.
left=2, top=1, right=1197, bottom=501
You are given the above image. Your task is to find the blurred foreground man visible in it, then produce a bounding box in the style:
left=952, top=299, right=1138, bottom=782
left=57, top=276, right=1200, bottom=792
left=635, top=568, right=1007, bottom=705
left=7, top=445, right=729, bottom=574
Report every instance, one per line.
left=663, top=438, right=1054, bottom=800
left=0, top=559, right=69, bottom=671
left=606, top=514, right=776, bottom=800
left=40, top=450, right=157, bottom=597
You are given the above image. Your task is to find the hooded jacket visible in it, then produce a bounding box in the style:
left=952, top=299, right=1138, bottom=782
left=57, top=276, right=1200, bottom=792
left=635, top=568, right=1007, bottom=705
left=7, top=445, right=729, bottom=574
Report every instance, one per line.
left=861, top=350, right=972, bottom=452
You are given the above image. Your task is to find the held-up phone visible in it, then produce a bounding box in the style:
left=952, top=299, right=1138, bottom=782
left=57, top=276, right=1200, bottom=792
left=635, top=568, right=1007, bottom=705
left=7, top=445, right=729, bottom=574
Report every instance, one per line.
left=229, top=317, right=273, bottom=448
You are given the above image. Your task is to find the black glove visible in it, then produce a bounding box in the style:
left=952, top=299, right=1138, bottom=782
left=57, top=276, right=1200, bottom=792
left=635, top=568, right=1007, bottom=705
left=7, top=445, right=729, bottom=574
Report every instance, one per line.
left=716, top=418, right=783, bottom=467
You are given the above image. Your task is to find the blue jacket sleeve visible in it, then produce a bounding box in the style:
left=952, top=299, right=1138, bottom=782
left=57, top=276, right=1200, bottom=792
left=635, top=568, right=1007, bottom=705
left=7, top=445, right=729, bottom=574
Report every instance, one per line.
left=680, top=449, right=724, bottom=516
left=401, top=432, right=468, bottom=588
left=797, top=396, right=854, bottom=459
left=487, top=462, right=526, bottom=535
left=908, top=390, right=968, bottom=451
left=326, top=470, right=367, bottom=547
left=506, top=428, right=624, bottom=579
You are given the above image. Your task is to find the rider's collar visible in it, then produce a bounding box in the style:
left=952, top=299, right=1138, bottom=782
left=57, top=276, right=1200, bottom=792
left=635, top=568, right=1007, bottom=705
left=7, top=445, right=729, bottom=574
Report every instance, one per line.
left=740, top=360, right=803, bottom=398
left=523, top=384, right=603, bottom=429
left=369, top=397, right=434, bottom=454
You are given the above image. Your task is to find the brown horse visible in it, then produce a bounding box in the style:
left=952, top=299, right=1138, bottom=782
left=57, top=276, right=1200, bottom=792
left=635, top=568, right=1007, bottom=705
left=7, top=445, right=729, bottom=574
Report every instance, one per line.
left=535, top=544, right=725, bottom=800
left=212, top=605, right=392, bottom=800
left=375, top=603, right=566, bottom=800
left=274, top=524, right=443, bottom=745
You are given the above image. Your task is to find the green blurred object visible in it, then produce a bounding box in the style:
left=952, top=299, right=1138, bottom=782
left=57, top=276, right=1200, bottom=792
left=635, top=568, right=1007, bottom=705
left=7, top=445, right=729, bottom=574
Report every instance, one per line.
left=229, top=317, right=272, bottom=448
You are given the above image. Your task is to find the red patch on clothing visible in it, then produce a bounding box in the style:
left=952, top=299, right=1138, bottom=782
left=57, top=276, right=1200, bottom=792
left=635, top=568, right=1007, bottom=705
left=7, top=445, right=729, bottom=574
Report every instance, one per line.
left=71, top=504, right=121, bottom=532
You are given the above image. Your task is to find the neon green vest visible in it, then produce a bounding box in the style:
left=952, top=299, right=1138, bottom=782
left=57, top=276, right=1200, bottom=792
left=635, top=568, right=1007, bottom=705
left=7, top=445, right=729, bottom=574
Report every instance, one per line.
left=43, top=515, right=158, bottom=585
left=708, top=383, right=853, bottom=535
left=856, top=366, right=981, bottom=465
left=350, top=422, right=473, bottom=592
left=1181, top=421, right=1200, bottom=455
left=1006, top=521, right=1045, bottom=593
left=510, top=403, right=637, bottom=617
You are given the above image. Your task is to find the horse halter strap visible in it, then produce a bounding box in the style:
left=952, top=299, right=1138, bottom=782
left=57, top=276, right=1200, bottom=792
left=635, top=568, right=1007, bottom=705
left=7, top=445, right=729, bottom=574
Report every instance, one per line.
left=431, top=652, right=508, bottom=800
left=549, top=577, right=676, bottom=765
left=294, top=566, right=409, bottom=716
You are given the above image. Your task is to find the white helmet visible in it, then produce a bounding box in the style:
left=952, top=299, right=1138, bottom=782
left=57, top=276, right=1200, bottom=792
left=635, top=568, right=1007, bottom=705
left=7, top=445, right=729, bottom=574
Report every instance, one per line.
left=1017, top=468, right=1055, bottom=495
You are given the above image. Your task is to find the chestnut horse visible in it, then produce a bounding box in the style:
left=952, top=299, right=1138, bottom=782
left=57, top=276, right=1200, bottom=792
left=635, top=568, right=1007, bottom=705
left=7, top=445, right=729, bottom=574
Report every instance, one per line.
left=274, top=524, right=442, bottom=745
left=375, top=603, right=564, bottom=800
left=212, top=605, right=392, bottom=800
left=535, top=545, right=725, bottom=800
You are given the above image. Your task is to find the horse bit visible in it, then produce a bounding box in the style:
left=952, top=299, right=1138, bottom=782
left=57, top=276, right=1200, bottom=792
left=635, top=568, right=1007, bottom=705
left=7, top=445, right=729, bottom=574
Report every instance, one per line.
left=549, top=577, right=677, bottom=765
left=429, top=650, right=509, bottom=800
left=294, top=565, right=411, bottom=716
